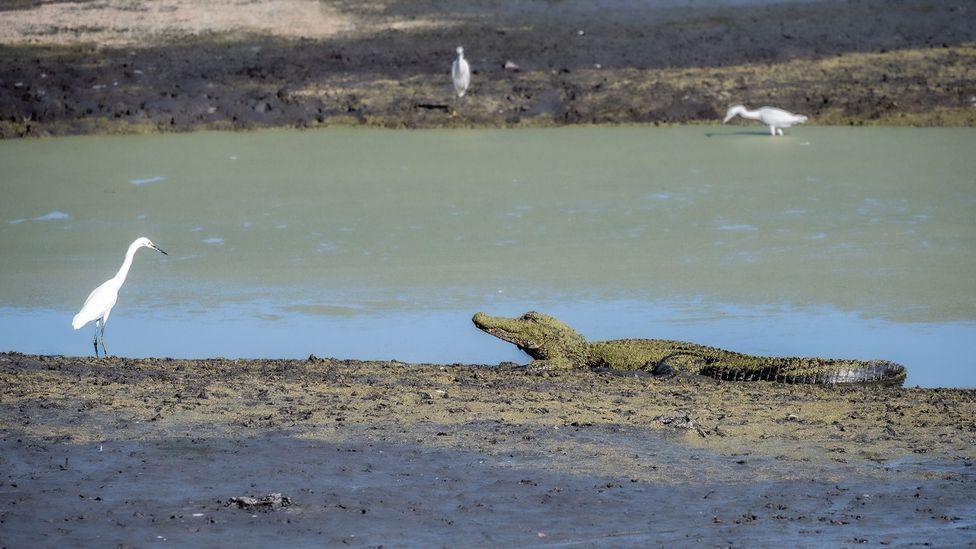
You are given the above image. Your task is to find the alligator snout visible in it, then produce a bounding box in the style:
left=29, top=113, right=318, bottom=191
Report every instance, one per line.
left=471, top=312, right=492, bottom=329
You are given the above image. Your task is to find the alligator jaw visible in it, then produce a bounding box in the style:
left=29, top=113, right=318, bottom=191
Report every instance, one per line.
left=472, top=312, right=544, bottom=357
left=472, top=312, right=520, bottom=344
left=472, top=311, right=588, bottom=363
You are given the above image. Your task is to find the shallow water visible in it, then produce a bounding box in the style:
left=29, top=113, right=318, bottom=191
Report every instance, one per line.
left=0, top=127, right=973, bottom=387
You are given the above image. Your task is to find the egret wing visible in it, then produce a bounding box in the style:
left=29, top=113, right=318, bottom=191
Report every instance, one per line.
left=72, top=279, right=118, bottom=329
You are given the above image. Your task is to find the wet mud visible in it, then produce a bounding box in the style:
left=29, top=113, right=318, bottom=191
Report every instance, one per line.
left=1, top=0, right=975, bottom=138
left=2, top=1, right=976, bottom=543
left=2, top=353, right=974, bottom=545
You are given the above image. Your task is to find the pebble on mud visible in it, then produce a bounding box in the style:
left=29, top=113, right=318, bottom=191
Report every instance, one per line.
left=226, top=493, right=292, bottom=511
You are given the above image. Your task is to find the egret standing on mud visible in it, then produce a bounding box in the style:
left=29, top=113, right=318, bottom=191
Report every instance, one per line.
left=723, top=105, right=808, bottom=136
left=451, top=46, right=470, bottom=116
left=72, top=237, right=167, bottom=357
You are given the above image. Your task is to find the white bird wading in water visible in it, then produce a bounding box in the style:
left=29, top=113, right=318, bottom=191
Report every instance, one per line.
left=72, top=237, right=167, bottom=357
left=723, top=105, right=808, bottom=136
left=451, top=46, right=470, bottom=116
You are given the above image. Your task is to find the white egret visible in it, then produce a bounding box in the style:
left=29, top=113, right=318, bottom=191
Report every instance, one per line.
left=451, top=46, right=470, bottom=115
left=723, top=105, right=808, bottom=136
left=72, top=237, right=167, bottom=357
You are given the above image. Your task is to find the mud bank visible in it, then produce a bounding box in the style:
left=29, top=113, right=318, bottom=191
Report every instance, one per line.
left=1, top=0, right=974, bottom=138
left=1, top=353, right=974, bottom=545
left=3, top=435, right=974, bottom=546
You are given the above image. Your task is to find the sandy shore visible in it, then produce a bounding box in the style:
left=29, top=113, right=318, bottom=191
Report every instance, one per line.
left=1, top=0, right=974, bottom=137
left=2, top=353, right=974, bottom=544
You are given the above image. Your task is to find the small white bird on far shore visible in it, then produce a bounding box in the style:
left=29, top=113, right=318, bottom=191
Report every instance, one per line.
left=723, top=105, right=808, bottom=136
left=451, top=46, right=470, bottom=116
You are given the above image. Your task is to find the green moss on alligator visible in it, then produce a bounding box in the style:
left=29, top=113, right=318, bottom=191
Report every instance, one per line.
left=473, top=311, right=906, bottom=385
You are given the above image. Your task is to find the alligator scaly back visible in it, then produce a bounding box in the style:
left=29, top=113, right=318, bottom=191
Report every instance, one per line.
left=473, top=311, right=906, bottom=386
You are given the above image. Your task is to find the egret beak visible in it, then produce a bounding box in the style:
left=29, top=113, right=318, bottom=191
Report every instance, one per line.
left=722, top=112, right=734, bottom=124
left=151, top=244, right=168, bottom=255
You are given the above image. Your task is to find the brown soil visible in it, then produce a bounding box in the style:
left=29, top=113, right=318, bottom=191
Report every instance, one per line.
left=2, top=352, right=974, bottom=545
left=1, top=0, right=974, bottom=138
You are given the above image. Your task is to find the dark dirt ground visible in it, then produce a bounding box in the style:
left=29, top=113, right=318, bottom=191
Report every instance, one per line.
left=2, top=352, right=975, bottom=546
left=1, top=0, right=975, bottom=138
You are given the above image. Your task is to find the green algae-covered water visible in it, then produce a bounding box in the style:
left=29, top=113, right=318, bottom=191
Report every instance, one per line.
left=1, top=127, right=973, bottom=387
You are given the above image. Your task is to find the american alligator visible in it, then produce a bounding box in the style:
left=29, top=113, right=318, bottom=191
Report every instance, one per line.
left=473, top=311, right=906, bottom=385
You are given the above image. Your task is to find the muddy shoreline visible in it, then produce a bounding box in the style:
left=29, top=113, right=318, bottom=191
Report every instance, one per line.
left=2, top=0, right=976, bottom=544
left=2, top=352, right=974, bottom=544
left=1, top=0, right=975, bottom=138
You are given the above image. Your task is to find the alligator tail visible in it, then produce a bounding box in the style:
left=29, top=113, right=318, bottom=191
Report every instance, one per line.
left=801, top=360, right=907, bottom=385
left=701, top=360, right=906, bottom=386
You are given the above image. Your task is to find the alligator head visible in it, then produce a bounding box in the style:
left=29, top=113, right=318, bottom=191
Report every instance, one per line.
left=472, top=311, right=589, bottom=369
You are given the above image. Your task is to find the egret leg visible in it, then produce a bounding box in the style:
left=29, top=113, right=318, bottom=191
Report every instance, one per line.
left=98, top=320, right=108, bottom=357
left=769, top=125, right=776, bottom=136
left=92, top=320, right=100, bottom=358
left=776, top=128, right=784, bottom=136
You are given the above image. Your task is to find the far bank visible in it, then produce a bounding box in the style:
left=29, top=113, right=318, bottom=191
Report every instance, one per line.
left=1, top=0, right=973, bottom=138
